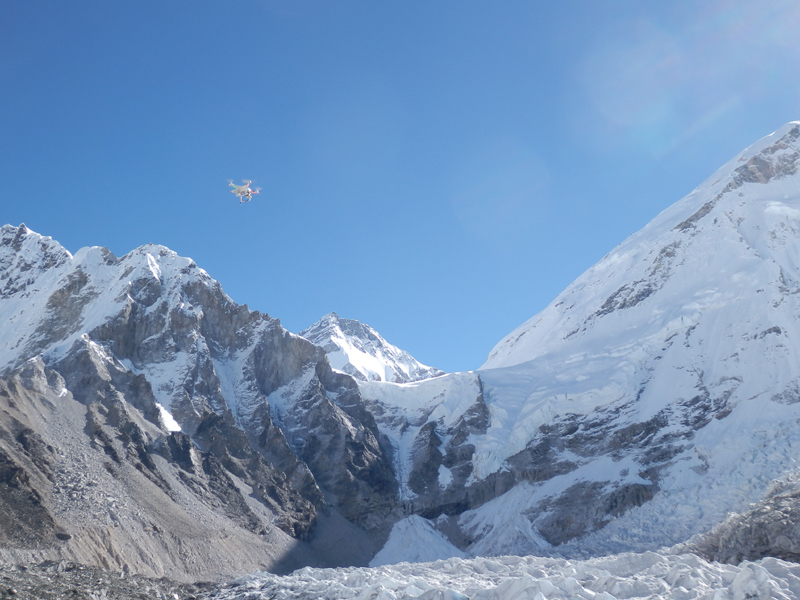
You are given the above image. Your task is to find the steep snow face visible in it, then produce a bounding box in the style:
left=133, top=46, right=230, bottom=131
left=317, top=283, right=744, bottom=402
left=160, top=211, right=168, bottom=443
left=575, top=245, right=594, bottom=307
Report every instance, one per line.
left=356, top=122, right=800, bottom=562
left=368, top=515, right=467, bottom=566
left=484, top=121, right=800, bottom=370
left=301, top=312, right=443, bottom=383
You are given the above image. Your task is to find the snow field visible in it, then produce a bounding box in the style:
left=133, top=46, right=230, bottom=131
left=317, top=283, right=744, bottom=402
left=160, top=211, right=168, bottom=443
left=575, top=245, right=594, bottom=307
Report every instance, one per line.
left=370, top=516, right=467, bottom=567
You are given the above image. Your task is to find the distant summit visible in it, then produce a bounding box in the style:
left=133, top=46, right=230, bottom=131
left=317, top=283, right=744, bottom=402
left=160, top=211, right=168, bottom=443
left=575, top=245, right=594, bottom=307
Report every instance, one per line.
left=300, top=312, right=444, bottom=383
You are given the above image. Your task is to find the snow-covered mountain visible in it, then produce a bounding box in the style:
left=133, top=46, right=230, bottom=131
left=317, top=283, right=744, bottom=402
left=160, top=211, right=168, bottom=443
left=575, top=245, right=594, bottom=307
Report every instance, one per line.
left=0, top=225, right=396, bottom=578
left=300, top=312, right=443, bottom=383
left=4, top=122, right=800, bottom=584
left=355, top=121, right=800, bottom=562
left=465, top=121, right=800, bottom=552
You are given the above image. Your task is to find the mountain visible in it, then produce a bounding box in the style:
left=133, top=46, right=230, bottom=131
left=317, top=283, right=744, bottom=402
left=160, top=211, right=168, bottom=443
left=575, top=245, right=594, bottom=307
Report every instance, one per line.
left=299, top=312, right=443, bottom=383
left=357, top=121, right=800, bottom=561
left=0, top=225, right=397, bottom=579
left=3, top=122, right=800, bottom=583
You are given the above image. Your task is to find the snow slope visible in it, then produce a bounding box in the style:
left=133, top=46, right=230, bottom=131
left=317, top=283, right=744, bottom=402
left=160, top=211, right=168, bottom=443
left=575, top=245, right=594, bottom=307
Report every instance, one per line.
left=369, top=515, right=467, bottom=567
left=484, top=121, right=800, bottom=370
left=460, top=122, right=800, bottom=552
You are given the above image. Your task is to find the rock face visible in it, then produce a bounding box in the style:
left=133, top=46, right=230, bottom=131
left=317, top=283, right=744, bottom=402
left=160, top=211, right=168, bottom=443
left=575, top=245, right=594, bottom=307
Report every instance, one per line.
left=0, top=225, right=394, bottom=579
left=0, top=357, right=315, bottom=581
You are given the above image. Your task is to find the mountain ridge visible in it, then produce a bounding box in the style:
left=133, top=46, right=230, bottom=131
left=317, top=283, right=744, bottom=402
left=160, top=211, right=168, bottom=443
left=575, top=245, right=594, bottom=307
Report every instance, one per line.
left=2, top=122, right=800, bottom=579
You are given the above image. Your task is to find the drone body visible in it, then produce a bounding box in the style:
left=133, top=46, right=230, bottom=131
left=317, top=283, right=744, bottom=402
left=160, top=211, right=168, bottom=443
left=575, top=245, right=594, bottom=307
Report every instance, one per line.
left=228, top=180, right=261, bottom=204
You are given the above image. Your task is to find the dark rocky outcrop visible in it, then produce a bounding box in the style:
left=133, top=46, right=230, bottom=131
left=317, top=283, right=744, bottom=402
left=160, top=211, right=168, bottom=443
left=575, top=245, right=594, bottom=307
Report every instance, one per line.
left=693, top=481, right=800, bottom=564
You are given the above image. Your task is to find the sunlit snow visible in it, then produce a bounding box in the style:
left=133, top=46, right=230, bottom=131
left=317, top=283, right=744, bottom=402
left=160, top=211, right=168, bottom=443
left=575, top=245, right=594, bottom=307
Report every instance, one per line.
left=211, top=552, right=800, bottom=600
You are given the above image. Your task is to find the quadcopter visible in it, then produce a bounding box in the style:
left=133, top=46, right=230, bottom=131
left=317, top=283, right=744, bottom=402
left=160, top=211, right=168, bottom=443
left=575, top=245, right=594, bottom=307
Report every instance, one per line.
left=228, top=180, right=261, bottom=204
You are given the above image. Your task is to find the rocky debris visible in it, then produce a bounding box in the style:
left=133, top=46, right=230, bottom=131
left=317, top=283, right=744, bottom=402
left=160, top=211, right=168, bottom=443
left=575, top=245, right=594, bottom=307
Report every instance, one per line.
left=0, top=358, right=345, bottom=581
left=0, top=560, right=211, bottom=600
left=692, top=476, right=800, bottom=564
left=0, top=363, right=66, bottom=549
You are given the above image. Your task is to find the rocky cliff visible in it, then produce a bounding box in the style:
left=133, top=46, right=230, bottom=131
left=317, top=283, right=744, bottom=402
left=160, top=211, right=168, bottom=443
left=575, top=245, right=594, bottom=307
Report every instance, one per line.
left=0, top=225, right=398, bottom=579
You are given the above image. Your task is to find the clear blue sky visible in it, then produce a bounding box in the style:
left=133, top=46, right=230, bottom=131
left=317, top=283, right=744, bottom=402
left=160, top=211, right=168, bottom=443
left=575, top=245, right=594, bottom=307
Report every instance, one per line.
left=2, top=1, right=799, bottom=372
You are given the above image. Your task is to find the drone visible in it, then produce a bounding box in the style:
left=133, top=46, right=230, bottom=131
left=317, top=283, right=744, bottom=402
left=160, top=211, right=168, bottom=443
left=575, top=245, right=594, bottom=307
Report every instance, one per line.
left=228, top=180, right=261, bottom=204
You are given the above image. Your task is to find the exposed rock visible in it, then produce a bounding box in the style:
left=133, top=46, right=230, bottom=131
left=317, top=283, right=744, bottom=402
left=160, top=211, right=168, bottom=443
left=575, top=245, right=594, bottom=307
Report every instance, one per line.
left=693, top=478, right=800, bottom=564
left=0, top=355, right=356, bottom=581
left=0, top=225, right=404, bottom=578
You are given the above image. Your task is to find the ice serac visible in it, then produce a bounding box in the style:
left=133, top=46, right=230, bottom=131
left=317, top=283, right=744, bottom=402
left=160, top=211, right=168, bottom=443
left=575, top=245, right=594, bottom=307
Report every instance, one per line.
left=0, top=224, right=396, bottom=577
left=300, top=312, right=444, bottom=383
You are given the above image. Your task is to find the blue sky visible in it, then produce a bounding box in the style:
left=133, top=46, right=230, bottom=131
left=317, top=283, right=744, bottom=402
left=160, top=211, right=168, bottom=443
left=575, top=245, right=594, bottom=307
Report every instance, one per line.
left=2, top=1, right=800, bottom=372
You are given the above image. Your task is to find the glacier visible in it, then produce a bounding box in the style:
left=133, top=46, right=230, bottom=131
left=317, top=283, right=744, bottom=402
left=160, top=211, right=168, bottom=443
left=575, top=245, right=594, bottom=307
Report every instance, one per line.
left=209, top=553, right=800, bottom=600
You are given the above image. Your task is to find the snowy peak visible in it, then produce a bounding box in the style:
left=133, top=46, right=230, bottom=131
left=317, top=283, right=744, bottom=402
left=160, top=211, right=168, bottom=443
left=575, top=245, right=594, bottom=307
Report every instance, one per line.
left=0, top=224, right=73, bottom=298
left=0, top=225, right=219, bottom=375
left=483, top=122, right=800, bottom=370
left=300, top=312, right=443, bottom=383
